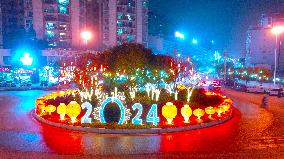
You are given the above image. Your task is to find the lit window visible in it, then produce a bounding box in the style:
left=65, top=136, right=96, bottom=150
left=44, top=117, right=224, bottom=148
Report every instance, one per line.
left=58, top=6, right=67, bottom=14
left=46, top=22, right=56, bottom=30
left=117, top=28, right=123, bottom=34
left=46, top=31, right=55, bottom=38
left=58, top=0, right=69, bottom=6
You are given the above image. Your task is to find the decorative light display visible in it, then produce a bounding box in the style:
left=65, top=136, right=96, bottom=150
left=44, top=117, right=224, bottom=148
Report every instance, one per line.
left=181, top=104, right=192, bottom=123
left=193, top=108, right=205, bottom=120
left=66, top=101, right=81, bottom=123
left=215, top=106, right=224, bottom=117
left=20, top=53, right=33, bottom=66
left=57, top=103, right=67, bottom=120
left=162, top=102, right=177, bottom=124
left=81, top=102, right=92, bottom=124
left=205, top=106, right=215, bottom=119
left=132, top=103, right=143, bottom=125
left=45, top=105, right=56, bottom=115
left=146, top=104, right=159, bottom=126
left=35, top=86, right=233, bottom=128
left=99, top=97, right=126, bottom=124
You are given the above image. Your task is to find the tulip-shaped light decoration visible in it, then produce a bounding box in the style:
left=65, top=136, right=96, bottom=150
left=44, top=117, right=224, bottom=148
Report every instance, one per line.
left=181, top=104, right=192, bottom=123
left=66, top=101, right=81, bottom=123
left=215, top=106, right=224, bottom=117
left=37, top=103, right=46, bottom=115
left=193, top=108, right=205, bottom=120
left=57, top=103, right=67, bottom=120
left=224, top=98, right=233, bottom=105
left=205, top=106, right=215, bottom=119
left=45, top=105, right=56, bottom=115
left=162, top=102, right=177, bottom=124
left=222, top=104, right=231, bottom=112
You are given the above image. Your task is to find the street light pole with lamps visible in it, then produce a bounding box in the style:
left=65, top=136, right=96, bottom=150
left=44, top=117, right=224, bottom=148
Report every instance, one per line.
left=81, top=31, right=92, bottom=51
left=271, top=26, right=284, bottom=86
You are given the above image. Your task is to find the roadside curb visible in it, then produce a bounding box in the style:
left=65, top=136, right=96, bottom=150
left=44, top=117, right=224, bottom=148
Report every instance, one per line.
left=33, top=110, right=234, bottom=134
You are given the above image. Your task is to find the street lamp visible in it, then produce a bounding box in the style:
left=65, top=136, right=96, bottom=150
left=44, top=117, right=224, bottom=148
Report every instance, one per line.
left=81, top=31, right=92, bottom=51
left=175, top=31, right=185, bottom=39
left=271, top=26, right=284, bottom=86
left=192, top=38, right=198, bottom=45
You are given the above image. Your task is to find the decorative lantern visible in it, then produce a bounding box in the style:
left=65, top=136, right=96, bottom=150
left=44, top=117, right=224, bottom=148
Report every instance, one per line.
left=59, top=91, right=65, bottom=97
left=45, top=105, right=56, bottom=115
left=162, top=102, right=177, bottom=124
left=224, top=98, right=233, bottom=105
left=193, top=108, right=205, bottom=120
left=37, top=103, right=46, bottom=114
left=57, top=103, right=67, bottom=120
left=222, top=104, right=231, bottom=112
left=215, top=106, right=224, bottom=117
left=66, top=101, right=81, bottom=123
left=181, top=104, right=192, bottom=123
left=205, top=106, right=215, bottom=118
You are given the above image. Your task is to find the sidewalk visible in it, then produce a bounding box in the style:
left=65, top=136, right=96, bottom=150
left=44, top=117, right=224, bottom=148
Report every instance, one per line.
left=0, top=86, right=62, bottom=91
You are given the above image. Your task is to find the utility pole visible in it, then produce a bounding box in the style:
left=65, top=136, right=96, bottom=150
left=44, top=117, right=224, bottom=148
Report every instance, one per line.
left=224, top=50, right=227, bottom=85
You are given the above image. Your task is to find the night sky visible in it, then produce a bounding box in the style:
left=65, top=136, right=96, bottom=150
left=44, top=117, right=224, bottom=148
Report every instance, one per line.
left=150, top=0, right=282, bottom=57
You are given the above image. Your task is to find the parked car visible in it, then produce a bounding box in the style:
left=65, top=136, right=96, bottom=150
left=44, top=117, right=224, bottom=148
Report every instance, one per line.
left=40, top=81, right=48, bottom=87
left=268, top=88, right=284, bottom=97
left=6, top=81, right=16, bottom=87
left=246, top=86, right=265, bottom=93
left=20, top=81, right=32, bottom=87
left=232, top=83, right=247, bottom=92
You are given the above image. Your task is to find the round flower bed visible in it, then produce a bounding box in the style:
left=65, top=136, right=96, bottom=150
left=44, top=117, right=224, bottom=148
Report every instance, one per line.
left=34, top=88, right=234, bottom=134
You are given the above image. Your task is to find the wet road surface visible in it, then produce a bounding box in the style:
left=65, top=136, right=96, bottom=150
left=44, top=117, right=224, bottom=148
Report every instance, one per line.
left=0, top=89, right=283, bottom=158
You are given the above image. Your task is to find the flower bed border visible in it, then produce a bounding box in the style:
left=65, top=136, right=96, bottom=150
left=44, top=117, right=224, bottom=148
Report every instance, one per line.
left=33, top=108, right=234, bottom=134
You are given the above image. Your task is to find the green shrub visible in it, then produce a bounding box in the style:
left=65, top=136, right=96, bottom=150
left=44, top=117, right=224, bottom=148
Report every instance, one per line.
left=104, top=102, right=121, bottom=123
left=178, top=89, right=188, bottom=103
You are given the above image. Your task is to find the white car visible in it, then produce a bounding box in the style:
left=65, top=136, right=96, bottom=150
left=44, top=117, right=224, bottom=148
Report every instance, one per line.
left=246, top=86, right=265, bottom=93
left=268, top=88, right=284, bottom=96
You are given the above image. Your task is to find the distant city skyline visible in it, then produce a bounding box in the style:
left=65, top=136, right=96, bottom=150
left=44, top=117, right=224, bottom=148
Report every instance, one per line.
left=150, top=0, right=284, bottom=57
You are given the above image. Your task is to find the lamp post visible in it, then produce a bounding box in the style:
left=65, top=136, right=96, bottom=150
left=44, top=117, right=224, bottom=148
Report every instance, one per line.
left=81, top=31, right=92, bottom=51
left=271, top=26, right=284, bottom=86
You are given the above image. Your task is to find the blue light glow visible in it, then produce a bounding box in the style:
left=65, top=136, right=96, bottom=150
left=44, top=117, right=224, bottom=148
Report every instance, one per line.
left=131, top=103, right=143, bottom=125
left=192, top=38, right=198, bottom=44
left=20, top=53, right=33, bottom=66
left=175, top=31, right=185, bottom=39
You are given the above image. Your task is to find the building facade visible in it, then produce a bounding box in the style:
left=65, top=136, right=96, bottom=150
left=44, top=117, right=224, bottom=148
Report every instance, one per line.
left=0, top=0, right=87, bottom=49
left=32, top=0, right=86, bottom=48
left=0, top=2, right=3, bottom=49
left=246, top=14, right=284, bottom=73
left=0, top=0, right=34, bottom=49
left=100, top=0, right=148, bottom=48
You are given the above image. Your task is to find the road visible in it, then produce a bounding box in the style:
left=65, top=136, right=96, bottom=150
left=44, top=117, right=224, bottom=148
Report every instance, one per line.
left=0, top=89, right=283, bottom=158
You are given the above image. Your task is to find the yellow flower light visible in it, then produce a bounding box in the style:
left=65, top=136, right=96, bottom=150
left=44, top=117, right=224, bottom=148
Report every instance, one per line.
left=59, top=91, right=66, bottom=97
left=162, top=102, right=177, bottom=124
left=45, top=105, right=56, bottom=115
left=193, top=108, right=205, bottom=120
left=57, top=103, right=67, bottom=120
left=215, top=106, right=224, bottom=117
left=224, top=98, right=233, bottom=105
left=66, top=101, right=81, bottom=123
left=37, top=103, right=46, bottom=114
left=222, top=104, right=231, bottom=112
left=181, top=104, right=192, bottom=123
left=205, top=106, right=215, bottom=119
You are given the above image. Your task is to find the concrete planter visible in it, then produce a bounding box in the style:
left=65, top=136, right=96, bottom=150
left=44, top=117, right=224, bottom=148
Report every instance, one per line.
left=33, top=110, right=234, bottom=134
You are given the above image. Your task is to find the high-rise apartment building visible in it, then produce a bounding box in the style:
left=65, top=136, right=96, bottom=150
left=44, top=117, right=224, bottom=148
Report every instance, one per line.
left=100, top=0, right=148, bottom=48
left=0, top=0, right=34, bottom=49
left=246, top=14, right=284, bottom=73
left=32, top=0, right=86, bottom=48
left=0, top=0, right=87, bottom=49
left=0, top=2, right=3, bottom=49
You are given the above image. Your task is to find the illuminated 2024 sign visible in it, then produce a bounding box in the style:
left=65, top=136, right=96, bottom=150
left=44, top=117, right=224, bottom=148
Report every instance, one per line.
left=80, top=97, right=159, bottom=126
